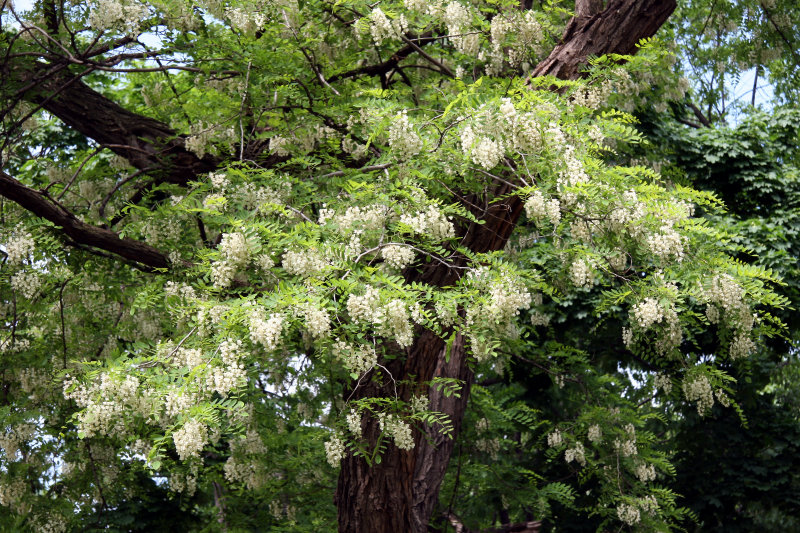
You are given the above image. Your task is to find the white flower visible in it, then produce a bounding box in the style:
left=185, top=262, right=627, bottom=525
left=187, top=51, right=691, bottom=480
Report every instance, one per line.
left=471, top=137, right=503, bottom=169
left=382, top=245, right=415, bottom=270
left=617, top=503, right=641, bottom=525
left=399, top=205, right=455, bottom=241
left=10, top=271, right=41, bottom=299
left=547, top=429, right=562, bottom=447
left=173, top=419, right=208, bottom=460
left=303, top=303, right=331, bottom=339
left=249, top=312, right=285, bottom=351
left=3, top=229, right=34, bottom=264
left=587, top=424, right=602, bottom=443
left=388, top=110, right=422, bottom=158
left=282, top=249, right=327, bottom=277
left=324, top=433, right=346, bottom=467
left=569, top=259, right=592, bottom=287
left=564, top=442, right=586, bottom=466
left=635, top=462, right=656, bottom=483
left=631, top=298, right=664, bottom=331
left=654, top=373, right=672, bottom=394
left=683, top=374, right=713, bottom=416
left=346, top=410, right=362, bottom=438
left=378, top=413, right=414, bottom=450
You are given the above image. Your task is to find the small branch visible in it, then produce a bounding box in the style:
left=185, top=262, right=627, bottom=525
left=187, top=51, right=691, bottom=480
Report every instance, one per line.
left=686, top=101, right=711, bottom=127
left=399, top=35, right=454, bottom=78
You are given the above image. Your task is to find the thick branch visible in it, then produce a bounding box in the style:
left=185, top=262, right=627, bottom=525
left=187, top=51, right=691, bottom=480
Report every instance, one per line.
left=0, top=171, right=169, bottom=270
left=530, top=0, right=677, bottom=80
left=18, top=64, right=218, bottom=186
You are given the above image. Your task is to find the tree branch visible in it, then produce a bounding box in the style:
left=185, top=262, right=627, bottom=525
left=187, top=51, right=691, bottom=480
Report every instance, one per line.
left=529, top=0, right=676, bottom=81
left=18, top=63, right=219, bottom=186
left=0, top=170, right=169, bottom=270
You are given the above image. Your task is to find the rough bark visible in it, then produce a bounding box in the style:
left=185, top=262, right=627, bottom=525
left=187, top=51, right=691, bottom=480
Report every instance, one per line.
left=335, top=0, right=676, bottom=531
left=19, top=66, right=219, bottom=186
left=530, top=0, right=677, bottom=81
left=0, top=170, right=169, bottom=269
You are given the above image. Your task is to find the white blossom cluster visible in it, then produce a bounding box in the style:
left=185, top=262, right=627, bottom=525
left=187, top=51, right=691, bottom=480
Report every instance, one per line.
left=324, top=433, right=346, bottom=467
left=388, top=110, right=422, bottom=159
left=558, top=146, right=590, bottom=188
left=249, top=311, right=285, bottom=351
left=164, top=281, right=196, bottom=301
left=411, top=394, right=430, bottom=413
left=345, top=287, right=414, bottom=347
left=487, top=11, right=545, bottom=70
left=483, top=275, right=532, bottom=324
left=614, top=425, right=637, bottom=457
left=705, top=274, right=756, bottom=359
left=302, top=303, right=331, bottom=338
left=378, top=413, right=414, bottom=450
left=587, top=424, right=602, bottom=443
left=169, top=471, right=198, bottom=496
left=0, top=424, right=33, bottom=462
left=654, top=373, right=672, bottom=394
left=174, top=347, right=204, bottom=369
left=207, top=339, right=247, bottom=396
left=225, top=6, right=267, bottom=34
left=381, top=299, right=414, bottom=347
left=608, top=189, right=646, bottom=230
left=212, top=232, right=251, bottom=288
left=400, top=205, right=455, bottom=241
left=165, top=390, right=197, bottom=417
left=18, top=367, right=48, bottom=398
left=270, top=135, right=290, bottom=156
left=224, top=455, right=266, bottom=489
left=524, top=190, right=561, bottom=228
left=382, top=244, right=415, bottom=270
left=564, top=441, right=586, bottom=466
left=10, top=270, right=41, bottom=299
left=0, top=479, right=25, bottom=509
left=63, top=373, right=151, bottom=438
left=569, top=259, right=593, bottom=288
left=635, top=461, right=656, bottom=483
left=333, top=340, right=377, bottom=375
left=627, top=297, right=682, bottom=356
left=460, top=125, right=503, bottom=170
left=342, top=137, right=368, bottom=159
left=346, top=410, right=362, bottom=438
left=616, top=502, right=641, bottom=525
left=173, top=418, right=208, bottom=460
left=683, top=374, right=714, bottom=416
left=30, top=512, right=67, bottom=533
left=327, top=204, right=388, bottom=231
left=631, top=298, right=663, bottom=330
left=224, top=429, right=268, bottom=488
left=282, top=249, right=327, bottom=278
left=233, top=181, right=287, bottom=211
left=88, top=0, right=148, bottom=33
left=185, top=122, right=236, bottom=159
left=547, top=429, right=562, bottom=447
left=363, top=8, right=407, bottom=45
left=3, top=228, right=34, bottom=264
left=647, top=224, right=686, bottom=261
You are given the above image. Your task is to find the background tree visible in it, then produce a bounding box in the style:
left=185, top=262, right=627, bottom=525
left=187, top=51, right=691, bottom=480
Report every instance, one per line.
left=0, top=0, right=792, bottom=532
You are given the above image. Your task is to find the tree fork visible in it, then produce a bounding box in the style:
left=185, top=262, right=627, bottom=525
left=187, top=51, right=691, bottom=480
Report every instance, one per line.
left=335, top=0, right=676, bottom=531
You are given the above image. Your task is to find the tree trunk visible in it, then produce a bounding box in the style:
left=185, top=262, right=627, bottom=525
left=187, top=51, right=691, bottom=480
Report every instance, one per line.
left=334, top=0, right=677, bottom=530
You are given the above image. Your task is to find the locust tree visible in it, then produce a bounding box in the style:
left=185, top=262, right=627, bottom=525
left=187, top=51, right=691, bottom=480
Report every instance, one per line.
left=0, top=0, right=787, bottom=531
